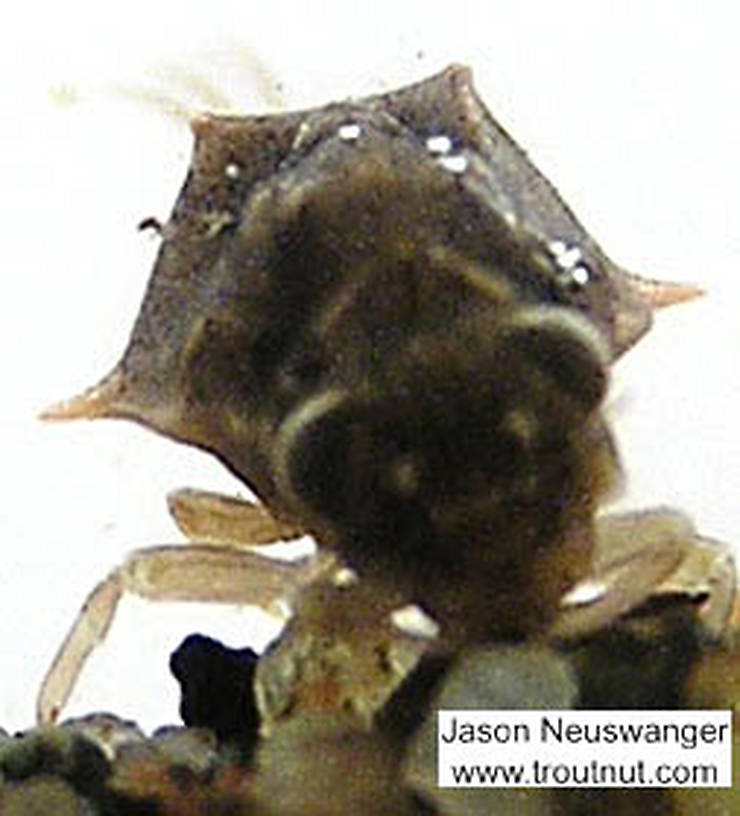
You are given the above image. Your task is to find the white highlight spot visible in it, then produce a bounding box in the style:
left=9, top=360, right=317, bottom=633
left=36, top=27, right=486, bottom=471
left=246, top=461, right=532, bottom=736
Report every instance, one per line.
left=332, top=567, right=359, bottom=588
left=550, top=241, right=583, bottom=270
left=549, top=239, right=567, bottom=257
left=549, top=240, right=591, bottom=287
left=390, top=604, right=440, bottom=639
left=438, top=154, right=468, bottom=173
left=426, top=134, right=452, bottom=154
left=338, top=122, right=361, bottom=141
left=571, top=265, right=591, bottom=286
left=224, top=162, right=241, bottom=179
left=561, top=579, right=607, bottom=606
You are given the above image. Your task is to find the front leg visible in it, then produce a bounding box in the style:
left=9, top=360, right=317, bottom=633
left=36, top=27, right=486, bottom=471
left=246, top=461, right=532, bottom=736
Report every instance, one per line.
left=37, top=545, right=334, bottom=724
left=551, top=509, right=736, bottom=643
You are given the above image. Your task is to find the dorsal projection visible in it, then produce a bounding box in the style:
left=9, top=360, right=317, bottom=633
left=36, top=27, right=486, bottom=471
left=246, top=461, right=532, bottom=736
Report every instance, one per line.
left=42, top=64, right=699, bottom=520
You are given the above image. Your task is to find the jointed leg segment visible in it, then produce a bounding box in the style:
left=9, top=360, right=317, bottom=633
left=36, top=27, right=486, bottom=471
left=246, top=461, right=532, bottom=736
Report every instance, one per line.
left=37, top=490, right=331, bottom=724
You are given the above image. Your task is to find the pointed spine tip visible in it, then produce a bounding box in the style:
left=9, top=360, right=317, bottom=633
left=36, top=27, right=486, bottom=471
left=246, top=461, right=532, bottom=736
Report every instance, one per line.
left=39, top=372, right=126, bottom=422
left=627, top=273, right=705, bottom=310
left=39, top=390, right=109, bottom=422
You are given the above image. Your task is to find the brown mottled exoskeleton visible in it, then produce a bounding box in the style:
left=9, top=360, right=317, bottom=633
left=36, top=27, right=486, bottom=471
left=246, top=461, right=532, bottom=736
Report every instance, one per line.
left=38, top=65, right=735, bottom=726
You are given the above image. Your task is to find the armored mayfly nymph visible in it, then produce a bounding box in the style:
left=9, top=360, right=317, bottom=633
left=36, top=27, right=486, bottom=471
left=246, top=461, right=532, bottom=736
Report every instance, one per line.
left=38, top=64, right=733, bottom=746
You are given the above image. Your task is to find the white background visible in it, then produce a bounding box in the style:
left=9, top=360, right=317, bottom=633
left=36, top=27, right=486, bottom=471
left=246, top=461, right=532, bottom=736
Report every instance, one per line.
left=1, top=1, right=738, bottom=733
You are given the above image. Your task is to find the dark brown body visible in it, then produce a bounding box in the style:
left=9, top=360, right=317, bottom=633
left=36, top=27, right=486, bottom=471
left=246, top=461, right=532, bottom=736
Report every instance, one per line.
left=60, top=67, right=672, bottom=641
left=34, top=66, right=735, bottom=814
